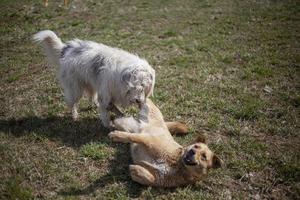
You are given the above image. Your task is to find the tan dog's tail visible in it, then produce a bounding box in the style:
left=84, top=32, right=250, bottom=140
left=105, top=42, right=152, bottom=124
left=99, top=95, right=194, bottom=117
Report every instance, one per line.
left=166, top=122, right=188, bottom=136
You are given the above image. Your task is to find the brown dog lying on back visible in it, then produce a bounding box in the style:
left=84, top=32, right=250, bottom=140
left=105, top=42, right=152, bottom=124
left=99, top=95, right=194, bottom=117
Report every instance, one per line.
left=109, top=99, right=223, bottom=187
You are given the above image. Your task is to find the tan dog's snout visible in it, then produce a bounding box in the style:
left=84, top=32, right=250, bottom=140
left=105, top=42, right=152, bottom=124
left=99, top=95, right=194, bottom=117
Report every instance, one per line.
left=183, top=149, right=197, bottom=166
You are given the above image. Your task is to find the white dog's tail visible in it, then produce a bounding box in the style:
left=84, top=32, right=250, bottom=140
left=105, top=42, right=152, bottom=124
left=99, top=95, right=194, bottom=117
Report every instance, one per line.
left=33, top=30, right=64, bottom=66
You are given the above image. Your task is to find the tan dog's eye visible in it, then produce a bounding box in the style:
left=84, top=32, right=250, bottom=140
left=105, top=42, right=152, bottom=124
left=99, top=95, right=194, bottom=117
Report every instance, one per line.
left=201, top=153, right=207, bottom=161
left=194, top=144, right=200, bottom=149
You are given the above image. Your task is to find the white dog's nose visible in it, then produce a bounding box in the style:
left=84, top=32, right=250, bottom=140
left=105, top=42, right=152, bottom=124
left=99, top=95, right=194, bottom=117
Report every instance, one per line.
left=136, top=99, right=142, bottom=104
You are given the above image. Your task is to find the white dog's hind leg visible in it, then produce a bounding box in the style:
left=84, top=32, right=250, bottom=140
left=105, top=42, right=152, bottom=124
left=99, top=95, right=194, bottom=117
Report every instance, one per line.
left=65, top=97, right=80, bottom=121
left=88, top=92, right=99, bottom=107
left=85, top=86, right=99, bottom=108
left=63, top=83, right=83, bottom=121
left=71, top=103, right=79, bottom=121
left=93, top=93, right=99, bottom=107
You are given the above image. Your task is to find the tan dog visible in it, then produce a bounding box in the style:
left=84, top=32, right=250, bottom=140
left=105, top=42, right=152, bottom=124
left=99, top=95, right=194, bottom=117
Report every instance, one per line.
left=109, top=99, right=223, bottom=187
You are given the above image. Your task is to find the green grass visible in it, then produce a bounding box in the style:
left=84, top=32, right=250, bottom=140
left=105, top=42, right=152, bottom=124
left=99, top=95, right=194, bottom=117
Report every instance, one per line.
left=0, top=0, right=299, bottom=199
left=1, top=177, right=33, bottom=200
left=80, top=143, right=115, bottom=160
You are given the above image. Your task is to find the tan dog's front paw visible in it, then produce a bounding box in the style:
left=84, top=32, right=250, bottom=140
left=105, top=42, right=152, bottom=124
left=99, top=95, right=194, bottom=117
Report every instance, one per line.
left=108, top=131, right=129, bottom=143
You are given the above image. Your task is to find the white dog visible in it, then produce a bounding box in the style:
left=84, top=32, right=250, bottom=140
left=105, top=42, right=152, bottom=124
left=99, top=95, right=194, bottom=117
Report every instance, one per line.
left=33, top=30, right=155, bottom=127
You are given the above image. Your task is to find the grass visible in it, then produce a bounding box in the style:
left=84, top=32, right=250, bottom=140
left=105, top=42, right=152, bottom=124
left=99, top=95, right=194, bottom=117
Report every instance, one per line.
left=80, top=142, right=115, bottom=160
left=0, top=0, right=299, bottom=199
left=2, top=177, right=33, bottom=200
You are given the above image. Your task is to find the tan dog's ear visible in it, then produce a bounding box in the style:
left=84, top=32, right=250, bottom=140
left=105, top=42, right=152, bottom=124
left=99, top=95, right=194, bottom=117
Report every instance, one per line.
left=190, top=135, right=206, bottom=144
left=212, top=155, right=223, bottom=169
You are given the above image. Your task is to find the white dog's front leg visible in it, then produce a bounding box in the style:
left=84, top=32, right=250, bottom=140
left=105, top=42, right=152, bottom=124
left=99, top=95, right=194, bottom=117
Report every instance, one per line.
left=98, top=96, right=110, bottom=128
left=99, top=104, right=110, bottom=128
left=98, top=92, right=113, bottom=128
left=108, top=103, right=124, bottom=117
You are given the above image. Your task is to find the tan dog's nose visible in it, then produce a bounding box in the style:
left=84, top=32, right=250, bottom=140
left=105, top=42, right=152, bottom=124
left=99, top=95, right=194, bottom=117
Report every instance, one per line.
left=188, top=149, right=196, bottom=156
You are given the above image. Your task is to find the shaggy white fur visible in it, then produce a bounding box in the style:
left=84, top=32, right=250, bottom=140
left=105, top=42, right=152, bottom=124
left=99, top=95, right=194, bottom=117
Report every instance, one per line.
left=33, top=30, right=155, bottom=127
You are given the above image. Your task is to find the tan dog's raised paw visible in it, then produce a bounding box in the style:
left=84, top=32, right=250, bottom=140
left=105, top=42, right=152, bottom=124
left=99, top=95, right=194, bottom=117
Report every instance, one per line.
left=109, top=131, right=129, bottom=143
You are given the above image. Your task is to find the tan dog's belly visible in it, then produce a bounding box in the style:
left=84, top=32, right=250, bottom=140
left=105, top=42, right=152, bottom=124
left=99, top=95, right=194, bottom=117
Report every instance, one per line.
left=130, top=127, right=180, bottom=165
left=130, top=143, right=172, bottom=183
left=131, top=143, right=154, bottom=164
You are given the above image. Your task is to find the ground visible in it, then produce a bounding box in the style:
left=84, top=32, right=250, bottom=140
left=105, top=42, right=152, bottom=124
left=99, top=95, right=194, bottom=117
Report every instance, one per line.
left=0, top=0, right=299, bottom=199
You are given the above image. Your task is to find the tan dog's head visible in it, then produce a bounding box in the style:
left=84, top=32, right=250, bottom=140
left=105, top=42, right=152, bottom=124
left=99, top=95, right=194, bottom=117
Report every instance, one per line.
left=182, top=135, right=223, bottom=178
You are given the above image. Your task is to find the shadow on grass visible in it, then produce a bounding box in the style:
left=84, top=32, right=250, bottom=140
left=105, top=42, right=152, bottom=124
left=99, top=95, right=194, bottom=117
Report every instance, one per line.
left=0, top=116, right=168, bottom=197
left=0, top=116, right=108, bottom=147
left=59, top=172, right=178, bottom=198
left=58, top=144, right=148, bottom=198
left=58, top=155, right=178, bottom=198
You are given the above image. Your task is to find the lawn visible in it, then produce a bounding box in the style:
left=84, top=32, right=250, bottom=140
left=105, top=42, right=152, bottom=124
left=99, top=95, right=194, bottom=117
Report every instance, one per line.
left=0, top=0, right=299, bottom=199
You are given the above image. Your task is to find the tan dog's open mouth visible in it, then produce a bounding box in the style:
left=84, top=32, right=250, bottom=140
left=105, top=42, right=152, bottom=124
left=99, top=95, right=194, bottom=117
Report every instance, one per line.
left=183, top=149, right=197, bottom=166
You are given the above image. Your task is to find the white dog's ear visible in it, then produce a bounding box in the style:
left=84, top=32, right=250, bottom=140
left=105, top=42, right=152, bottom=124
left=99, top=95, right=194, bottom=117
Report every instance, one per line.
left=149, top=71, right=155, bottom=97
left=121, top=70, right=134, bottom=87
left=145, top=79, right=154, bottom=97
left=145, top=84, right=152, bottom=97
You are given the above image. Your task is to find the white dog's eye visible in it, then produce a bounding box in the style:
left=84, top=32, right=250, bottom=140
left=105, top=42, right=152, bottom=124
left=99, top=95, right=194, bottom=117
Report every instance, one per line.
left=137, top=87, right=143, bottom=92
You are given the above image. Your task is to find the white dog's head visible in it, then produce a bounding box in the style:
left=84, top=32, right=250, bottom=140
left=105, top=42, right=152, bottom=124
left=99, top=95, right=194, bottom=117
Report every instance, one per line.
left=121, top=67, right=155, bottom=106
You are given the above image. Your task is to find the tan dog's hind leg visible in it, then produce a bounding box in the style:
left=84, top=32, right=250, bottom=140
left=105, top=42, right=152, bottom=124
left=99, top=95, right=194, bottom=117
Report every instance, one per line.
left=165, top=122, right=188, bottom=136
left=130, top=165, right=155, bottom=186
